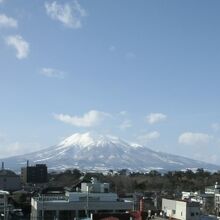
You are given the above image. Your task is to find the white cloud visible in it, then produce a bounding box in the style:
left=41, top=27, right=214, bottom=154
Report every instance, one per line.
left=54, top=110, right=111, bottom=127
left=178, top=132, right=213, bottom=146
left=137, top=131, right=160, bottom=143
left=120, top=120, right=132, bottom=130
left=45, top=0, right=87, bottom=29
left=5, top=35, right=29, bottom=59
left=146, top=113, right=167, bottom=124
left=211, top=123, right=220, bottom=132
left=40, top=68, right=65, bottom=78
left=0, top=14, right=17, bottom=28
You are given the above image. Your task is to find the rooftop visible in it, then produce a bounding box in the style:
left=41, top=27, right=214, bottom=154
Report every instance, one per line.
left=0, top=169, right=17, bottom=177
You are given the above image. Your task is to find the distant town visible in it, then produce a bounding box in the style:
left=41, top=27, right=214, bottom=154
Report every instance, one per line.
left=1, top=161, right=220, bottom=219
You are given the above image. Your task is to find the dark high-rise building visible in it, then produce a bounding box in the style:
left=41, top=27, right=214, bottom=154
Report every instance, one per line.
left=21, top=162, right=48, bottom=184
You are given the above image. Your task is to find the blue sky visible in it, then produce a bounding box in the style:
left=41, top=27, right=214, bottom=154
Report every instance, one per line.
left=1, top=0, right=220, bottom=164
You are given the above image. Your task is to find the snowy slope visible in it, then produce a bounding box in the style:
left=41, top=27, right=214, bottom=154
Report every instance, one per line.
left=1, top=132, right=219, bottom=172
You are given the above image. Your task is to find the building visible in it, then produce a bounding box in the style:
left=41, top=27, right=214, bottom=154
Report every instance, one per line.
left=162, top=198, right=200, bottom=220
left=81, top=177, right=110, bottom=193
left=0, top=162, right=21, bottom=191
left=0, top=190, right=9, bottom=219
left=182, top=191, right=214, bottom=214
left=205, top=182, right=220, bottom=195
left=214, top=193, right=220, bottom=216
left=204, top=182, right=220, bottom=216
left=139, top=192, right=158, bottom=212
left=30, top=178, right=133, bottom=220
left=21, top=162, right=48, bottom=184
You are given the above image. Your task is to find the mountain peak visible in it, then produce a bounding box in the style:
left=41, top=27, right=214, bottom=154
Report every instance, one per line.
left=58, top=132, right=127, bottom=149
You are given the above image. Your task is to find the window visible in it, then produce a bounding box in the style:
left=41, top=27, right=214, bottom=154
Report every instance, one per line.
left=191, top=213, right=194, bottom=216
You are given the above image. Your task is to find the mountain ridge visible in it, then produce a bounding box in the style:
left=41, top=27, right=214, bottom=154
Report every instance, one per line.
left=1, top=132, right=219, bottom=172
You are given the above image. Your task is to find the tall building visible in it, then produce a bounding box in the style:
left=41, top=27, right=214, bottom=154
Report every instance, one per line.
left=21, top=162, right=48, bottom=184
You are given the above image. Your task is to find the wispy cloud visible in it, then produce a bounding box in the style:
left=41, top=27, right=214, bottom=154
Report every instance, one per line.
left=137, top=131, right=160, bottom=144
left=126, top=52, right=136, bottom=59
left=0, top=141, right=42, bottom=158
left=5, top=35, right=29, bottom=59
left=146, top=113, right=167, bottom=124
left=0, top=132, right=6, bottom=142
left=178, top=132, right=213, bottom=146
left=0, top=14, right=17, bottom=28
left=211, top=123, right=220, bottom=132
left=54, top=110, right=111, bottom=127
left=119, top=111, right=127, bottom=116
left=40, top=68, right=65, bottom=79
left=120, top=119, right=132, bottom=130
left=45, top=0, right=87, bottom=29
left=0, top=132, right=42, bottom=158
left=109, top=45, right=116, bottom=52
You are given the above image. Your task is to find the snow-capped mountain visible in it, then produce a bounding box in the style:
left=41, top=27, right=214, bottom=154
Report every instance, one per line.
left=1, top=132, right=219, bottom=172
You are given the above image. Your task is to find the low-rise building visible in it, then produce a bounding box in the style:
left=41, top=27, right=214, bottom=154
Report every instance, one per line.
left=205, top=182, right=220, bottom=195
left=30, top=178, right=133, bottom=220
left=182, top=191, right=214, bottom=214
left=0, top=162, right=21, bottom=191
left=162, top=198, right=200, bottom=220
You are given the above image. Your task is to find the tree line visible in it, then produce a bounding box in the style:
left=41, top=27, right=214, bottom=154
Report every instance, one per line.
left=48, top=168, right=220, bottom=194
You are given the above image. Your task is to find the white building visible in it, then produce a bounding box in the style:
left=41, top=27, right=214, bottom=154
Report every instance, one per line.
left=162, top=198, right=200, bottom=220
left=30, top=179, right=133, bottom=220
left=0, top=190, right=9, bottom=219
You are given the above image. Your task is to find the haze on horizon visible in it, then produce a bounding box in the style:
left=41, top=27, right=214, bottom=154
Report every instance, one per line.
left=0, top=0, right=220, bottom=165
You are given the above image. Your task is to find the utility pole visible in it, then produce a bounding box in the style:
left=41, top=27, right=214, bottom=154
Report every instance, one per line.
left=42, top=194, right=44, bottom=220
left=3, top=193, right=6, bottom=220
